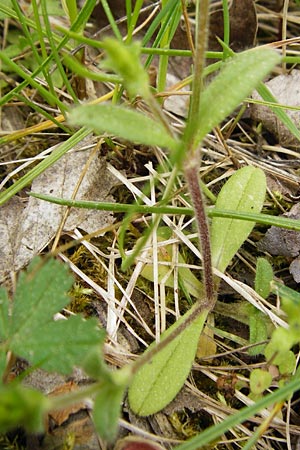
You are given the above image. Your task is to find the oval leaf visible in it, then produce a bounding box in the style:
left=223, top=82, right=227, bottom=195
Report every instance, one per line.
left=128, top=306, right=207, bottom=416
left=250, top=369, right=272, bottom=395
left=196, top=48, right=280, bottom=144
left=211, top=166, right=266, bottom=272
left=68, top=104, right=178, bottom=150
left=255, top=258, right=273, bottom=299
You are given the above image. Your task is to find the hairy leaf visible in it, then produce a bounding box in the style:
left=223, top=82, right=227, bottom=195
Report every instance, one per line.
left=128, top=305, right=207, bottom=416
left=211, top=166, right=266, bottom=272
left=255, top=258, right=273, bottom=299
left=9, top=258, right=73, bottom=337
left=250, top=369, right=272, bottom=395
left=196, top=48, right=280, bottom=144
left=68, top=104, right=178, bottom=150
left=8, top=257, right=105, bottom=374
left=11, top=315, right=104, bottom=374
left=101, top=39, right=149, bottom=99
left=248, top=308, right=268, bottom=356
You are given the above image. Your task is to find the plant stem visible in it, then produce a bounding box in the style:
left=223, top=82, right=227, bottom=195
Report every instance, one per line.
left=183, top=0, right=214, bottom=307
left=183, top=0, right=210, bottom=154
left=185, top=154, right=215, bottom=306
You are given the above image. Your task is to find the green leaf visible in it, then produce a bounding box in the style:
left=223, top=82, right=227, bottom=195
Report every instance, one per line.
left=0, top=384, right=49, bottom=433
left=255, top=258, right=273, bottom=299
left=250, top=369, right=272, bottom=395
left=211, top=166, right=266, bottom=273
left=264, top=328, right=295, bottom=365
left=196, top=48, right=280, bottom=144
left=0, top=287, right=9, bottom=341
left=271, top=281, right=300, bottom=324
left=128, top=305, right=208, bottom=416
left=93, top=382, right=125, bottom=442
left=12, top=315, right=104, bottom=374
left=101, top=39, right=150, bottom=99
left=9, top=257, right=73, bottom=338
left=69, top=104, right=178, bottom=151
left=8, top=257, right=105, bottom=374
left=278, top=350, right=296, bottom=375
left=248, top=308, right=268, bottom=356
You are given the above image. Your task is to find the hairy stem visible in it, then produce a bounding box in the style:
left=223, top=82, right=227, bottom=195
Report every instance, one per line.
left=185, top=153, right=215, bottom=306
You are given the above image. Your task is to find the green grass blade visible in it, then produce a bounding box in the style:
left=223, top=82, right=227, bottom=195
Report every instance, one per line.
left=0, top=127, right=91, bottom=206
left=256, top=81, right=300, bottom=142
left=28, top=192, right=300, bottom=232
left=174, top=376, right=300, bottom=449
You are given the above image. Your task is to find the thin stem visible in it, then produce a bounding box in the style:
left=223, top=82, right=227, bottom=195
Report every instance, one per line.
left=182, top=0, right=214, bottom=307
left=185, top=154, right=215, bottom=306
left=183, top=0, right=210, bottom=154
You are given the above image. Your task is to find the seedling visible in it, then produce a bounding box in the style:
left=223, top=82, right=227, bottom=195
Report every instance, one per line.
left=3, top=1, right=300, bottom=448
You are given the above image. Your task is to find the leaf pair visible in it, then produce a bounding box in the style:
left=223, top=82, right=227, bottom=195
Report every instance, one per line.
left=69, top=46, right=280, bottom=166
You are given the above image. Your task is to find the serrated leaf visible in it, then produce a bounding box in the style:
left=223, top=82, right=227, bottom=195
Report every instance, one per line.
left=211, top=166, right=266, bottom=273
left=255, top=258, right=273, bottom=299
left=128, top=305, right=207, bottom=416
left=9, top=257, right=74, bottom=338
left=0, top=287, right=9, bottom=341
left=196, top=48, right=280, bottom=144
left=93, top=382, right=125, bottom=442
left=11, top=315, right=105, bottom=374
left=250, top=369, right=272, bottom=395
left=68, top=104, right=178, bottom=150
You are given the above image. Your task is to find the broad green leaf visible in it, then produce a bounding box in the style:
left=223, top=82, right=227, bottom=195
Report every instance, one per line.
left=9, top=257, right=73, bottom=338
left=128, top=305, right=208, bottom=416
left=255, top=258, right=273, bottom=299
left=196, top=48, right=280, bottom=144
left=250, top=369, right=272, bottom=395
left=0, top=384, right=48, bottom=433
left=68, top=104, right=178, bottom=151
left=211, top=166, right=266, bottom=273
left=0, top=287, right=9, bottom=341
left=8, top=257, right=105, bottom=374
left=93, top=382, right=125, bottom=442
left=11, top=315, right=104, bottom=374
